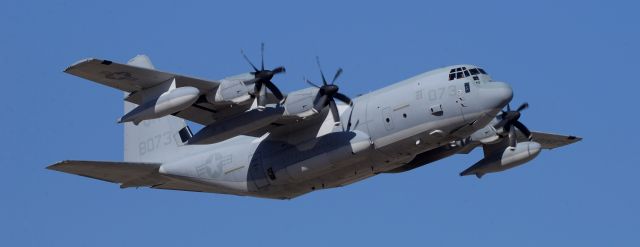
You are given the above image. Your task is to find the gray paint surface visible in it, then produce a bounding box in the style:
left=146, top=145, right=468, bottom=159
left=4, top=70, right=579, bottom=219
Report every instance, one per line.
left=49, top=57, right=581, bottom=199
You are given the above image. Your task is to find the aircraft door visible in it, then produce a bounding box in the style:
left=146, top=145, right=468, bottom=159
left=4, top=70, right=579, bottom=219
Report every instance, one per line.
left=457, top=81, right=476, bottom=121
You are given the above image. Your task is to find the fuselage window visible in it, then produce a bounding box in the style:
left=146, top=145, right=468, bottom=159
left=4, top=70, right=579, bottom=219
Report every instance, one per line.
left=464, top=70, right=470, bottom=77
left=469, top=68, right=479, bottom=75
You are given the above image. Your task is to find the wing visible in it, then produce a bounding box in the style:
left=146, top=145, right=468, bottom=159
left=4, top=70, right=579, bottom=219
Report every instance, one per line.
left=456, top=130, right=581, bottom=156
left=516, top=131, right=582, bottom=149
left=65, top=57, right=223, bottom=125
left=47, top=160, right=169, bottom=188
left=64, top=57, right=219, bottom=93
left=64, top=57, right=281, bottom=126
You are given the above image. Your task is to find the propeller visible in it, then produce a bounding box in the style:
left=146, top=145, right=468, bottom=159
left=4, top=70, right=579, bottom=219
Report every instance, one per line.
left=494, top=102, right=532, bottom=148
left=241, top=43, right=286, bottom=109
left=305, top=57, right=352, bottom=125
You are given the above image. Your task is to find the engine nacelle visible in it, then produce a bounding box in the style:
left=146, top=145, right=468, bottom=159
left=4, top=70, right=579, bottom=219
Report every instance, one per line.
left=460, top=141, right=542, bottom=178
left=470, top=124, right=501, bottom=144
left=282, top=87, right=320, bottom=118
left=206, top=79, right=251, bottom=105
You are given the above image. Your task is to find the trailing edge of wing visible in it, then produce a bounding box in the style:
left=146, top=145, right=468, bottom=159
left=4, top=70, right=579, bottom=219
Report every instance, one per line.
left=47, top=160, right=168, bottom=188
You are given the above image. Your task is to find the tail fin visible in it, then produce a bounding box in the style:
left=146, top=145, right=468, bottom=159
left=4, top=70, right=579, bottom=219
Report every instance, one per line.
left=123, top=55, right=193, bottom=163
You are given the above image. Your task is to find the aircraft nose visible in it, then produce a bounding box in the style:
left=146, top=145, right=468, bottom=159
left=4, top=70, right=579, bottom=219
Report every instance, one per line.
left=482, top=81, right=513, bottom=109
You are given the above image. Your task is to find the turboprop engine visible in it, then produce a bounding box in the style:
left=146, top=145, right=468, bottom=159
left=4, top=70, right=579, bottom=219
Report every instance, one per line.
left=281, top=87, right=320, bottom=118
left=119, top=86, right=199, bottom=125
left=282, top=58, right=352, bottom=123
left=460, top=141, right=542, bottom=178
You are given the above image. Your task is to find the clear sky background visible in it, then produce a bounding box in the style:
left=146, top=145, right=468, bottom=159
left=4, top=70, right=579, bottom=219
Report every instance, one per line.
left=1, top=0, right=637, bottom=246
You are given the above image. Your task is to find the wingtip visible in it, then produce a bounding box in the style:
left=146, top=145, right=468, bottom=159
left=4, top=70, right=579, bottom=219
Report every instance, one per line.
left=567, top=135, right=583, bottom=142
left=46, top=160, right=69, bottom=170
left=63, top=58, right=97, bottom=73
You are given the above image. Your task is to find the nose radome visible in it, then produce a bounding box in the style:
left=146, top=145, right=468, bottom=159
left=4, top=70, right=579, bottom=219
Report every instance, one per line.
left=484, top=81, right=513, bottom=109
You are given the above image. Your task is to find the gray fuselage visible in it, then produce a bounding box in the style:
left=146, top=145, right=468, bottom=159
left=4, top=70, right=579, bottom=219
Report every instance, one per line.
left=158, top=64, right=513, bottom=199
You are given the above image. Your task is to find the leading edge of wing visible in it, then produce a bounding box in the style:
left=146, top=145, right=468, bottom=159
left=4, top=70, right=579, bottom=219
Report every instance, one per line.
left=64, top=57, right=220, bottom=93
left=516, top=131, right=582, bottom=149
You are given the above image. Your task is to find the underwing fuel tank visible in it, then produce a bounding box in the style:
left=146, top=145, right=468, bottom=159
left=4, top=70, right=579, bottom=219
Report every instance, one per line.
left=188, top=107, right=285, bottom=145
left=460, top=141, right=542, bottom=178
left=269, top=130, right=372, bottom=183
left=119, top=86, right=199, bottom=125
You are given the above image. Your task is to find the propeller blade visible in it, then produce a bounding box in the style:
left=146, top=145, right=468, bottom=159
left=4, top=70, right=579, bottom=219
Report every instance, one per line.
left=495, top=118, right=509, bottom=129
left=241, top=50, right=259, bottom=72
left=495, top=102, right=531, bottom=143
left=254, top=79, right=264, bottom=92
left=257, top=84, right=267, bottom=107
left=495, top=111, right=518, bottom=129
left=516, top=102, right=529, bottom=112
left=331, top=68, right=343, bottom=84
left=512, top=120, right=532, bottom=140
left=346, top=103, right=355, bottom=131
left=314, top=94, right=329, bottom=112
left=264, top=81, right=284, bottom=100
left=306, top=78, right=321, bottom=88
left=329, top=99, right=340, bottom=123
left=315, top=56, right=328, bottom=85
left=260, top=42, right=265, bottom=71
left=503, top=122, right=512, bottom=133
left=508, top=127, right=517, bottom=148
left=306, top=59, right=352, bottom=125
left=272, top=66, right=286, bottom=74
left=244, top=77, right=260, bottom=86
left=334, top=92, right=352, bottom=105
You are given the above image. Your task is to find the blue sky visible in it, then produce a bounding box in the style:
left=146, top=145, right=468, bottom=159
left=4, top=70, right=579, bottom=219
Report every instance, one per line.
left=1, top=0, right=638, bottom=246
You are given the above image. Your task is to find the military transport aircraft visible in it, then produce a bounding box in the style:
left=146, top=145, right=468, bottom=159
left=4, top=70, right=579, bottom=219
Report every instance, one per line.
left=48, top=44, right=581, bottom=199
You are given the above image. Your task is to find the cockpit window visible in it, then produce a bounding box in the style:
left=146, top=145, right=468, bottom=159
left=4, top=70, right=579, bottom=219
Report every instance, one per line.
left=449, top=66, right=488, bottom=80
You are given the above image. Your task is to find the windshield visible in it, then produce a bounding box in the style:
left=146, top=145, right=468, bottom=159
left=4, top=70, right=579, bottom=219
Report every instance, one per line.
left=449, top=67, right=487, bottom=80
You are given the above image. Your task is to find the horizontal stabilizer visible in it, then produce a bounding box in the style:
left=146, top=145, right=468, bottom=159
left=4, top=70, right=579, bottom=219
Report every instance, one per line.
left=47, top=160, right=168, bottom=188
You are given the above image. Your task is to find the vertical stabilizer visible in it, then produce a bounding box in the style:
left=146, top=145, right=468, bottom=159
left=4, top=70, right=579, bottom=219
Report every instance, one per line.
left=123, top=55, right=191, bottom=163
